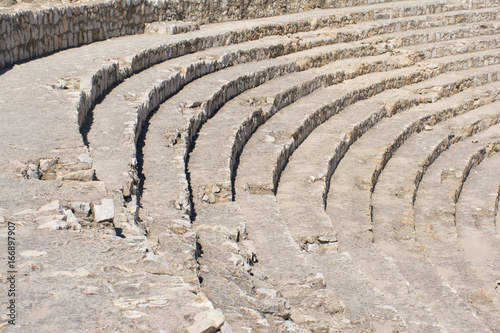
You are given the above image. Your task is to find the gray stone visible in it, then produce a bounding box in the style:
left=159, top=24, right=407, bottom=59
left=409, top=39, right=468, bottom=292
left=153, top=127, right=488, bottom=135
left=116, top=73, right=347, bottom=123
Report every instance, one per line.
left=37, top=220, right=69, bottom=230
left=186, top=308, right=225, bottom=333
left=57, top=169, right=94, bottom=182
left=39, top=158, right=57, bottom=172
left=39, top=200, right=61, bottom=213
left=70, top=201, right=91, bottom=216
left=93, top=198, right=114, bottom=223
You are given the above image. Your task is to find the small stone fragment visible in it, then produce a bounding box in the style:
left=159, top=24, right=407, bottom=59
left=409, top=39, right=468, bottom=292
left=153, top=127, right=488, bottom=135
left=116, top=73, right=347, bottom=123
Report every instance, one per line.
left=57, top=169, right=94, bottom=182
left=186, top=308, right=225, bottom=333
left=94, top=199, right=115, bottom=223
left=307, top=273, right=326, bottom=290
left=37, top=220, right=69, bottom=230
left=39, top=158, right=57, bottom=172
left=27, top=163, right=41, bottom=179
left=70, top=202, right=91, bottom=216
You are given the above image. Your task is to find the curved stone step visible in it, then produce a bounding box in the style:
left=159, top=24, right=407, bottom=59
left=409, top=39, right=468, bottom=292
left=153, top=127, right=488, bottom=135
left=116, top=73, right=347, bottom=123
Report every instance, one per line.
left=141, top=15, right=497, bottom=224
left=369, top=104, right=500, bottom=332
left=372, top=101, right=500, bottom=243
left=202, top=192, right=409, bottom=332
left=89, top=18, right=500, bottom=198
left=413, top=127, right=500, bottom=330
left=0, top=2, right=489, bottom=171
left=235, top=51, right=500, bottom=200
left=138, top=38, right=394, bottom=224
left=456, top=153, right=500, bottom=311
left=1, top=0, right=452, bottom=170
left=87, top=33, right=338, bottom=193
left=266, top=74, right=500, bottom=331
left=189, top=37, right=500, bottom=205
left=276, top=77, right=500, bottom=251
left=189, top=53, right=412, bottom=203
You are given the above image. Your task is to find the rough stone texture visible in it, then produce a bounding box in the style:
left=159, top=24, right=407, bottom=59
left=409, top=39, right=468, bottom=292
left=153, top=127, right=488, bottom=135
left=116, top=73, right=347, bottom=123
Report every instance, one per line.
left=2, top=0, right=500, bottom=331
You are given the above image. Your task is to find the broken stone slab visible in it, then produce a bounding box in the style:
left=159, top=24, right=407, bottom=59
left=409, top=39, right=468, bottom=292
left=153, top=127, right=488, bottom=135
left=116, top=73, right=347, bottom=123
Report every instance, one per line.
left=93, top=198, right=115, bottom=223
left=37, top=220, right=69, bottom=230
left=63, top=210, right=81, bottom=230
left=228, top=253, right=252, bottom=273
left=70, top=201, right=91, bottom=216
left=258, top=298, right=290, bottom=318
left=186, top=308, right=225, bottom=333
left=56, top=169, right=95, bottom=182
left=77, top=153, right=93, bottom=165
left=255, top=288, right=282, bottom=299
left=305, top=273, right=326, bottom=290
left=26, top=163, right=41, bottom=179
left=38, top=200, right=61, bottom=213
left=240, top=240, right=257, bottom=264
left=39, top=158, right=57, bottom=172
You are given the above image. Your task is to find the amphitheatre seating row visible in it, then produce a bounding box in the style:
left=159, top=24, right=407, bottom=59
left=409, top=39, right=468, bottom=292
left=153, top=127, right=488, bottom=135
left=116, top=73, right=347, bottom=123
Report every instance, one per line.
left=274, top=67, right=500, bottom=250
left=90, top=4, right=500, bottom=197
left=455, top=152, right=500, bottom=310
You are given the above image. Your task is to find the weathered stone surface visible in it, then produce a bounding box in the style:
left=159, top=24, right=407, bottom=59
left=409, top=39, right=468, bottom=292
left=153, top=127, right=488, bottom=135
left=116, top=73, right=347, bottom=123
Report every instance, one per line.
left=56, top=169, right=94, bottom=182
left=37, top=219, right=70, bottom=230
left=2, top=1, right=500, bottom=331
left=93, top=198, right=114, bottom=223
left=186, top=309, right=225, bottom=333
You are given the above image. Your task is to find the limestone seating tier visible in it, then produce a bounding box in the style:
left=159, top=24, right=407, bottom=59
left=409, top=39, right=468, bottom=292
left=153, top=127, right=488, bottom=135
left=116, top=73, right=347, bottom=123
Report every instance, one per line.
left=272, top=68, right=500, bottom=252
left=252, top=71, right=500, bottom=330
left=235, top=52, right=500, bottom=198
left=190, top=32, right=500, bottom=333
left=90, top=13, right=500, bottom=224
left=77, top=0, right=471, bottom=133
left=138, top=6, right=488, bottom=222
left=92, top=4, right=498, bottom=196
left=0, top=0, right=415, bottom=68
left=455, top=153, right=500, bottom=310
left=0, top=0, right=462, bottom=226
left=372, top=100, right=500, bottom=243
left=413, top=126, right=500, bottom=328
left=190, top=36, right=500, bottom=204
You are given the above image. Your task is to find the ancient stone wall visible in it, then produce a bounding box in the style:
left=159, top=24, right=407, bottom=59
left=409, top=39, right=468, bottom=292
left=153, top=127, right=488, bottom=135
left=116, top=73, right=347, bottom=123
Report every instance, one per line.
left=0, top=0, right=146, bottom=68
left=145, top=0, right=391, bottom=24
left=0, top=0, right=401, bottom=69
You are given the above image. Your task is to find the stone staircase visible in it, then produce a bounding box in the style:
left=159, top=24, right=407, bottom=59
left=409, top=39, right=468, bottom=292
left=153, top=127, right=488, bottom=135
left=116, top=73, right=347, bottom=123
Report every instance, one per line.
left=2, top=0, right=500, bottom=331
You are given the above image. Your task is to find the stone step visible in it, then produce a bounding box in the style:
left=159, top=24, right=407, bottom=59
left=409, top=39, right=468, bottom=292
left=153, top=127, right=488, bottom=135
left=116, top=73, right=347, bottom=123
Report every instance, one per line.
left=141, top=17, right=498, bottom=225
left=0, top=0, right=455, bottom=171
left=199, top=192, right=408, bottom=331
left=327, top=75, right=500, bottom=249
left=372, top=101, right=500, bottom=243
left=269, top=75, right=500, bottom=331
left=276, top=78, right=500, bottom=251
left=189, top=53, right=412, bottom=203
left=87, top=33, right=336, bottom=193
left=413, top=126, right=500, bottom=330
left=189, top=36, right=500, bottom=205
left=455, top=153, right=500, bottom=311
left=89, top=18, right=500, bottom=197
left=235, top=51, right=500, bottom=200
left=369, top=104, right=500, bottom=332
